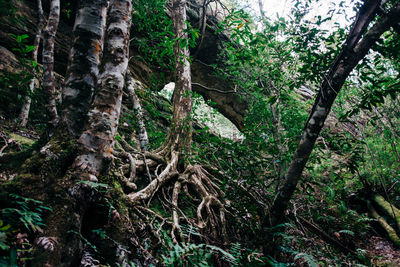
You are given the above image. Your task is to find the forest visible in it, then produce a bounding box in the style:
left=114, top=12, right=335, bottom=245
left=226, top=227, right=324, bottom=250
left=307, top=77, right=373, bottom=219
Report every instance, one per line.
left=0, top=0, right=400, bottom=266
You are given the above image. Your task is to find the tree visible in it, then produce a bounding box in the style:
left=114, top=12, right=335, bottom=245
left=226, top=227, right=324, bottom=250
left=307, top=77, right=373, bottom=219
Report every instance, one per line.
left=1, top=0, right=131, bottom=264
left=42, top=0, right=60, bottom=131
left=127, top=0, right=228, bottom=244
left=268, top=0, right=400, bottom=226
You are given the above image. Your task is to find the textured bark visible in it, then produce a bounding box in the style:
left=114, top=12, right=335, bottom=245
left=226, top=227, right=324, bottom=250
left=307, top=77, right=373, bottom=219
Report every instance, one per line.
left=18, top=0, right=44, bottom=127
left=73, top=0, right=132, bottom=177
left=1, top=0, right=248, bottom=131
left=170, top=0, right=192, bottom=153
left=42, top=0, right=60, bottom=129
left=269, top=1, right=400, bottom=226
left=60, top=0, right=108, bottom=137
left=31, top=1, right=109, bottom=265
left=125, top=70, right=149, bottom=151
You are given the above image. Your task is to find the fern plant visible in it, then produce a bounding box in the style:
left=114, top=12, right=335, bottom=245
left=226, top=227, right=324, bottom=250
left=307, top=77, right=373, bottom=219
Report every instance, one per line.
left=1, top=194, right=51, bottom=233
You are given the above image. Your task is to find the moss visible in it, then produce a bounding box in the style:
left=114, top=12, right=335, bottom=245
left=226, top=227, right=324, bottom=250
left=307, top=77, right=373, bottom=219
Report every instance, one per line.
left=21, top=130, right=78, bottom=177
left=370, top=205, right=400, bottom=247
left=373, top=195, right=400, bottom=231
left=0, top=149, right=33, bottom=171
left=7, top=131, right=35, bottom=146
left=113, top=180, right=123, bottom=192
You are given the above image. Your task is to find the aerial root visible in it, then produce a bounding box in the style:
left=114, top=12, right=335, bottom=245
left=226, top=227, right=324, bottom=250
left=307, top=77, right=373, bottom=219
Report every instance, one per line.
left=112, top=141, right=228, bottom=244
left=127, top=151, right=180, bottom=203
left=186, top=165, right=228, bottom=244
left=130, top=160, right=228, bottom=243
left=171, top=180, right=184, bottom=244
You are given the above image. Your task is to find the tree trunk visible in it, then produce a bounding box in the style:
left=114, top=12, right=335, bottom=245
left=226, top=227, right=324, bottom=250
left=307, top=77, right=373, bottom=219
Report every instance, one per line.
left=18, top=0, right=44, bottom=127
left=42, top=0, right=60, bottom=130
left=60, top=0, right=109, bottom=138
left=170, top=0, right=192, bottom=153
left=73, top=0, right=132, bottom=177
left=31, top=0, right=109, bottom=265
left=373, top=194, right=400, bottom=231
left=370, top=204, right=400, bottom=247
left=125, top=70, right=149, bottom=151
left=268, top=0, right=400, bottom=226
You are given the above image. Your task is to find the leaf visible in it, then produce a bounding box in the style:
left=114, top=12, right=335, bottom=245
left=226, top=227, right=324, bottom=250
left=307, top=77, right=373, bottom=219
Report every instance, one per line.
left=25, top=45, right=35, bottom=53
left=17, top=34, right=29, bottom=43
left=267, top=95, right=277, bottom=104
left=237, top=23, right=245, bottom=29
left=338, top=229, right=355, bottom=236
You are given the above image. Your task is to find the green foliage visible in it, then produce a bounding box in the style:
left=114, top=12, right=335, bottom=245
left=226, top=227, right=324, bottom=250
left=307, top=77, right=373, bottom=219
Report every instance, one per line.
left=78, top=181, right=110, bottom=192
left=159, top=227, right=235, bottom=267
left=0, top=33, right=40, bottom=119
left=131, top=0, right=174, bottom=70
left=0, top=194, right=48, bottom=266
left=1, top=194, right=51, bottom=233
left=272, top=224, right=319, bottom=266
left=131, top=0, right=199, bottom=73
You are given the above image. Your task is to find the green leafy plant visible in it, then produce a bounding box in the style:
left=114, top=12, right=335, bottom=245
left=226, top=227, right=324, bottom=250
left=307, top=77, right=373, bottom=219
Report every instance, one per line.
left=1, top=194, right=51, bottom=233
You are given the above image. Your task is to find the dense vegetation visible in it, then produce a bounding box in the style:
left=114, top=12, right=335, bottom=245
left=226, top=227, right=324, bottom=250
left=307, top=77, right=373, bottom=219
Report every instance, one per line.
left=0, top=0, right=400, bottom=266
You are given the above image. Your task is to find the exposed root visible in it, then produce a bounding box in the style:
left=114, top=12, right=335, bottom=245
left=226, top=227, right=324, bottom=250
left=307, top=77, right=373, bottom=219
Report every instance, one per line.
left=128, top=151, right=180, bottom=203
left=0, top=131, right=9, bottom=156
left=171, top=180, right=184, bottom=244
left=186, top=165, right=228, bottom=244
left=111, top=130, right=229, bottom=246
left=118, top=146, right=228, bottom=244
left=118, top=138, right=137, bottom=153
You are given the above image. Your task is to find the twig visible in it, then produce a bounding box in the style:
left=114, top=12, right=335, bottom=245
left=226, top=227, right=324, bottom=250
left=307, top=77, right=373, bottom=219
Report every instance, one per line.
left=192, top=82, right=236, bottom=94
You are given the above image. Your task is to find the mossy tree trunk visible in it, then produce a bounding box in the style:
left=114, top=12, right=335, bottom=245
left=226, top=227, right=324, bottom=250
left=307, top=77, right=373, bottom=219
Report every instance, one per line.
left=370, top=204, right=400, bottom=247
left=32, top=0, right=132, bottom=264
left=19, top=0, right=114, bottom=265
left=60, top=0, right=108, bottom=138
left=373, top=194, right=400, bottom=232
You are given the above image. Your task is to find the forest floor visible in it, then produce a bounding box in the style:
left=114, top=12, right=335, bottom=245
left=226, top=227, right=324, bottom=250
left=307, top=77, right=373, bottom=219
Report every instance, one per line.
left=366, top=236, right=400, bottom=266
left=2, top=122, right=400, bottom=266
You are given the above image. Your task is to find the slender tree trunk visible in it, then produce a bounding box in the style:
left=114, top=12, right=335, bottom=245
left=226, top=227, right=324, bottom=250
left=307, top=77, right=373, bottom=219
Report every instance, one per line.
left=125, top=70, right=149, bottom=151
left=42, top=0, right=60, bottom=130
left=268, top=0, right=400, bottom=226
left=19, top=0, right=44, bottom=127
left=258, top=0, right=265, bottom=20
left=170, top=0, right=192, bottom=153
